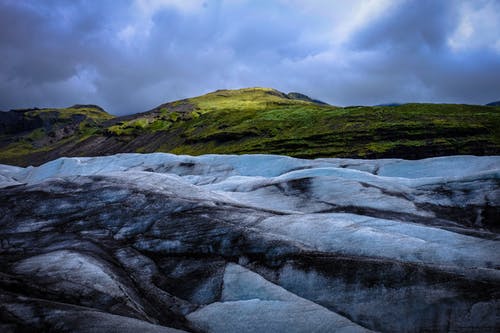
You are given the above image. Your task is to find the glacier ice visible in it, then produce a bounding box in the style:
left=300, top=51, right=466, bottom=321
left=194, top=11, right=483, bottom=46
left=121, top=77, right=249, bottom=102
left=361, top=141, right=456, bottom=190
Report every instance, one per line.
left=0, top=153, right=499, bottom=332
left=187, top=263, right=372, bottom=333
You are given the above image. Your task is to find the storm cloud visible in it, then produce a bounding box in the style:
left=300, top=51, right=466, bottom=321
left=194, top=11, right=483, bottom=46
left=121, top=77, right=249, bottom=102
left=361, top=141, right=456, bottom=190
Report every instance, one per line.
left=1, top=0, right=499, bottom=115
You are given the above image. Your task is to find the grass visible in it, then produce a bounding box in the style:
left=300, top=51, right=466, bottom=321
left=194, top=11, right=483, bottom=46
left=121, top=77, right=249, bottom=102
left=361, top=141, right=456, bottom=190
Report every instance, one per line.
left=66, top=90, right=500, bottom=158
left=1, top=88, right=499, bottom=166
left=25, top=106, right=114, bottom=121
left=187, top=87, right=316, bottom=113
left=106, top=114, right=178, bottom=136
left=0, top=105, right=115, bottom=165
left=164, top=99, right=499, bottom=158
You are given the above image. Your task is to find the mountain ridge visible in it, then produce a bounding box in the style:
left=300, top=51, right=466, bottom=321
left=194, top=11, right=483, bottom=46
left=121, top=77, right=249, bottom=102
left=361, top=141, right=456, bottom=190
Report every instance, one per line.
left=1, top=87, right=499, bottom=166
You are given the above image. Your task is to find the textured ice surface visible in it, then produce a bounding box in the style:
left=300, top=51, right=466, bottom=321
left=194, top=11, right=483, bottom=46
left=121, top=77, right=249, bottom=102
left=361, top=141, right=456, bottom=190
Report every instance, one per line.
left=0, top=164, right=25, bottom=187
left=187, top=264, right=372, bottom=333
left=254, top=213, right=498, bottom=268
left=3, top=153, right=499, bottom=215
left=1, top=153, right=499, bottom=332
left=14, top=250, right=130, bottom=299
left=377, top=155, right=500, bottom=178
left=5, top=153, right=496, bottom=180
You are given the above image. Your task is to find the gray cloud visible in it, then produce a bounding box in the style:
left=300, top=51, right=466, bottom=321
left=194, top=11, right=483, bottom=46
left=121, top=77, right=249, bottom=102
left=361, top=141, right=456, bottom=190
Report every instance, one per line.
left=0, top=0, right=499, bottom=115
left=339, top=0, right=500, bottom=105
left=351, top=0, right=457, bottom=51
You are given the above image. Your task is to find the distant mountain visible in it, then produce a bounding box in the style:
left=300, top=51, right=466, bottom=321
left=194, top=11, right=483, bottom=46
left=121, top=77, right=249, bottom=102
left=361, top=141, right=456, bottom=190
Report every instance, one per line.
left=1, top=87, right=499, bottom=166
left=486, top=101, right=500, bottom=106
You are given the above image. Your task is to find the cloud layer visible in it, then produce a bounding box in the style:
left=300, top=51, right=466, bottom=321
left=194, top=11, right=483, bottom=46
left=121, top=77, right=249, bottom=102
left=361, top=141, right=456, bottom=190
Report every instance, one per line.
left=1, top=0, right=499, bottom=115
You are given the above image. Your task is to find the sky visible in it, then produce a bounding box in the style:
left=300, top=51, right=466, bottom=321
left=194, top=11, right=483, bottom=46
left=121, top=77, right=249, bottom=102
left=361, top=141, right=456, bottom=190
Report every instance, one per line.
left=0, top=0, right=499, bottom=116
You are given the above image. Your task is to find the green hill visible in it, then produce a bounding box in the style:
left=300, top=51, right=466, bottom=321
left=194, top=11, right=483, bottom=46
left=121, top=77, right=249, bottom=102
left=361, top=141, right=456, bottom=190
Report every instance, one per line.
left=0, top=105, right=114, bottom=166
left=1, top=88, right=499, bottom=166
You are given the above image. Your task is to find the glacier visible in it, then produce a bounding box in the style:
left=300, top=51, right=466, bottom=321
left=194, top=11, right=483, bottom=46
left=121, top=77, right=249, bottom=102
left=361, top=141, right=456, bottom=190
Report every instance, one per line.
left=0, top=153, right=499, bottom=332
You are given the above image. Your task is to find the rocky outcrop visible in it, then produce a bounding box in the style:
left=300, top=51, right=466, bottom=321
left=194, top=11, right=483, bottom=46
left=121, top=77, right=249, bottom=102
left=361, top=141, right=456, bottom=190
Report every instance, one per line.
left=286, top=92, right=329, bottom=105
left=0, top=153, right=499, bottom=332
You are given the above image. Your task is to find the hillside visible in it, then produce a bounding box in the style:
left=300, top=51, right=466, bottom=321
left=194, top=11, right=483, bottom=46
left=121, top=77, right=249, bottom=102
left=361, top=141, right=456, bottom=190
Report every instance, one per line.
left=0, top=105, right=114, bottom=165
left=1, top=87, right=499, bottom=166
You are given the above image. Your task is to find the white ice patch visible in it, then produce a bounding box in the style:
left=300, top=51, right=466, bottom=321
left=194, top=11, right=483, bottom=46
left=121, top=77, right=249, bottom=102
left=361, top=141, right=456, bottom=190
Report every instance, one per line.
left=13, top=250, right=145, bottom=314
left=3, top=153, right=499, bottom=187
left=254, top=213, right=500, bottom=268
left=377, top=155, right=500, bottom=179
left=187, top=263, right=372, bottom=333
left=0, top=164, right=28, bottom=187
left=0, top=173, right=22, bottom=187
